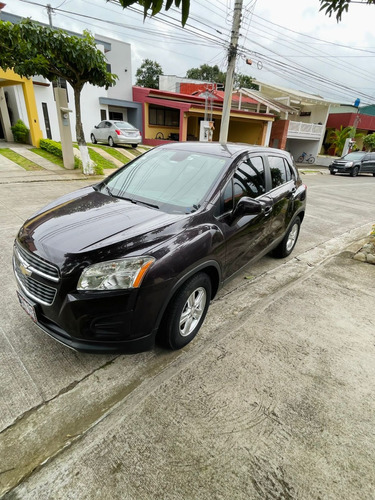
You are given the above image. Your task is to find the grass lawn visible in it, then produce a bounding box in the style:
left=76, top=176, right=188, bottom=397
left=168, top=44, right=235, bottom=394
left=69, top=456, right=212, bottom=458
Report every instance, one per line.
left=31, top=148, right=65, bottom=168
left=0, top=148, right=43, bottom=171
left=88, top=144, right=130, bottom=165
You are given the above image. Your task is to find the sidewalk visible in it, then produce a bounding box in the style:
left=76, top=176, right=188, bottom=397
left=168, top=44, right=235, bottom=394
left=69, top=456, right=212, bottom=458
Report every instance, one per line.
left=0, top=142, right=115, bottom=184
left=2, top=228, right=375, bottom=499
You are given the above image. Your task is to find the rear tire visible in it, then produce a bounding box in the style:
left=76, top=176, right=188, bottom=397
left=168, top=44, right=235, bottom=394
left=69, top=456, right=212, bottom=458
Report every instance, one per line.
left=131, top=144, right=138, bottom=149
left=108, top=136, right=114, bottom=147
left=308, top=156, right=315, bottom=164
left=273, top=217, right=301, bottom=258
left=350, top=166, right=359, bottom=177
left=297, top=155, right=304, bottom=163
left=160, top=273, right=211, bottom=350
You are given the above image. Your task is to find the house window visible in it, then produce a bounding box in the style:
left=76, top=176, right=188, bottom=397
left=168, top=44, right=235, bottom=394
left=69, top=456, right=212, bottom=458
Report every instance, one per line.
left=109, top=111, right=123, bottom=120
left=149, top=106, right=179, bottom=127
left=100, top=109, right=107, bottom=121
left=42, top=103, right=52, bottom=140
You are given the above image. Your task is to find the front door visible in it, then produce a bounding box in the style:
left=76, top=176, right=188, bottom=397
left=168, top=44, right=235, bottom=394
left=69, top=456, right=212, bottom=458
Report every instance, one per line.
left=216, top=155, right=273, bottom=280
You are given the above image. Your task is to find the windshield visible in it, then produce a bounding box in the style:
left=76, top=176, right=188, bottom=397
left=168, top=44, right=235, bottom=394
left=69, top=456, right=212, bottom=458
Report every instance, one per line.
left=114, top=121, right=136, bottom=130
left=104, top=148, right=228, bottom=214
left=342, top=152, right=366, bottom=160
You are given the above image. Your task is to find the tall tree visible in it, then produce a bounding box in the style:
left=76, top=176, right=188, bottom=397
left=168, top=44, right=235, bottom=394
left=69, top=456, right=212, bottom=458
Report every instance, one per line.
left=0, top=19, right=117, bottom=174
left=185, top=64, right=256, bottom=90
left=319, top=0, right=375, bottom=20
left=117, top=0, right=190, bottom=25
left=186, top=64, right=226, bottom=85
left=135, top=59, right=163, bottom=89
left=234, top=73, right=257, bottom=90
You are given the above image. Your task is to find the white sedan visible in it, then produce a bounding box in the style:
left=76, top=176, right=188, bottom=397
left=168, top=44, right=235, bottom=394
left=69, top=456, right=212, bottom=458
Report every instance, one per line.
left=90, top=120, right=142, bottom=148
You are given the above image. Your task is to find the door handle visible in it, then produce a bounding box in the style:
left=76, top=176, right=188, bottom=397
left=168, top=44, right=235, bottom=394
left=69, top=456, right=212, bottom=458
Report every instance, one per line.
left=263, top=205, right=272, bottom=216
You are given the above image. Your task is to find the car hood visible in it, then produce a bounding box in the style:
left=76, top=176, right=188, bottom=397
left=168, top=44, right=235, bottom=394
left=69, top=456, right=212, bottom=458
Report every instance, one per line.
left=17, top=187, right=187, bottom=270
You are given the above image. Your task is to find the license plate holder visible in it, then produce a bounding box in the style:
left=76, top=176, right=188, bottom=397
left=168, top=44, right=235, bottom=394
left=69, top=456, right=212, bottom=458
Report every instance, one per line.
left=17, top=291, right=37, bottom=323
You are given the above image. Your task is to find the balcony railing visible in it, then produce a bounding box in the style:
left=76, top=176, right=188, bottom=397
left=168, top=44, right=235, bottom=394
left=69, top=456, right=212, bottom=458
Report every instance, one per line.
left=287, top=121, right=324, bottom=139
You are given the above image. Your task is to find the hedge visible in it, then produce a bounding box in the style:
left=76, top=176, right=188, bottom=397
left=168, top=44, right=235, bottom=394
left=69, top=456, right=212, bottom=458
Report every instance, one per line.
left=39, top=139, right=82, bottom=170
left=39, top=139, right=104, bottom=175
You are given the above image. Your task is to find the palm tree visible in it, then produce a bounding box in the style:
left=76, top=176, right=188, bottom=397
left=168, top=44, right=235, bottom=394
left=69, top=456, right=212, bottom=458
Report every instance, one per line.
left=326, top=126, right=353, bottom=156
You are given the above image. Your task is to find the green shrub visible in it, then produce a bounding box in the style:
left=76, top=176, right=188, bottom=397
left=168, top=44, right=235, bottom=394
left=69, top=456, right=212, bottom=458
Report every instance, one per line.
left=40, top=139, right=82, bottom=169
left=11, top=119, right=30, bottom=143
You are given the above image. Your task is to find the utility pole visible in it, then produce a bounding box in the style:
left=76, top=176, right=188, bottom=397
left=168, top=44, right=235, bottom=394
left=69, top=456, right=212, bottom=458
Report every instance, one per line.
left=219, top=0, right=243, bottom=143
left=46, top=4, right=53, bottom=27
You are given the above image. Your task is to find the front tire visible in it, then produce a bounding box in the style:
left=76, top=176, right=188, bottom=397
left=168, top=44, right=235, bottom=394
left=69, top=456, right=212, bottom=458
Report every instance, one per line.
left=308, top=156, right=315, bottom=164
left=330, top=170, right=336, bottom=175
left=161, top=273, right=211, bottom=350
left=90, top=134, right=97, bottom=144
left=350, top=166, right=359, bottom=177
left=108, top=136, right=114, bottom=147
left=273, top=217, right=301, bottom=258
left=297, top=155, right=304, bottom=163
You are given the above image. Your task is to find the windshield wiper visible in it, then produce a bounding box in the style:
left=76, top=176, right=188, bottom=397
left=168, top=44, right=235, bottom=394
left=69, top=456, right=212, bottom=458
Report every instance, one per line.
left=135, top=199, right=159, bottom=209
left=102, top=185, right=113, bottom=197
left=121, top=196, right=159, bottom=209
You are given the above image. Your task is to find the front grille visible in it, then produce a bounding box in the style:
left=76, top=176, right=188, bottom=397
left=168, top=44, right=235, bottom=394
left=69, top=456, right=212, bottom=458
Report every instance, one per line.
left=13, top=242, right=60, bottom=306
left=14, top=263, right=57, bottom=305
left=15, top=241, right=59, bottom=282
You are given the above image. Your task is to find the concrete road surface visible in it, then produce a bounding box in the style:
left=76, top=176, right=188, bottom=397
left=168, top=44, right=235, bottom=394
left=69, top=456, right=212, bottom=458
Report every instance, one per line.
left=1, top=172, right=375, bottom=499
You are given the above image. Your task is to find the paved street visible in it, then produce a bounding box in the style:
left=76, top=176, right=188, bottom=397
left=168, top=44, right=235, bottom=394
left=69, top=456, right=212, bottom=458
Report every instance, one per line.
left=0, top=169, right=375, bottom=499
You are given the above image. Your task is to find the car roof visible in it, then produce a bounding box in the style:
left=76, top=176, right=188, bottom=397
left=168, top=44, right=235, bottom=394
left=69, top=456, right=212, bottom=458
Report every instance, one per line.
left=156, top=141, right=290, bottom=159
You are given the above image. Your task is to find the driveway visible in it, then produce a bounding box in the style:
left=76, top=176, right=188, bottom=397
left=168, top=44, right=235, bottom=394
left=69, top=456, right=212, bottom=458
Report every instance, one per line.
left=1, top=172, right=375, bottom=499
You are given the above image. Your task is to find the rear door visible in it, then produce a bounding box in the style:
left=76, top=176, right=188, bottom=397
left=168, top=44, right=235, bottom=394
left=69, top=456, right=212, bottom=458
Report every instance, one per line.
left=96, top=121, right=106, bottom=141
left=264, top=154, right=297, bottom=244
left=361, top=153, right=375, bottom=173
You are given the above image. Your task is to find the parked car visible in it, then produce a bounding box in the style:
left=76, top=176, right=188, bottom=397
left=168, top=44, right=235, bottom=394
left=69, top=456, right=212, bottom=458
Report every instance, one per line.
left=329, top=151, right=375, bottom=177
left=90, top=120, right=142, bottom=148
left=13, top=143, right=306, bottom=353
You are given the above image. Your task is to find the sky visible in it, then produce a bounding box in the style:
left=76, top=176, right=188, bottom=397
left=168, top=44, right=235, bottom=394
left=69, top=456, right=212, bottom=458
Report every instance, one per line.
left=3, top=0, right=375, bottom=105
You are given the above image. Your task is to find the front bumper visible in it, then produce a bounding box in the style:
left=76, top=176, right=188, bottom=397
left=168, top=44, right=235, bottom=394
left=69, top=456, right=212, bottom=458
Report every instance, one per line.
left=329, top=165, right=351, bottom=173
left=16, top=286, right=156, bottom=352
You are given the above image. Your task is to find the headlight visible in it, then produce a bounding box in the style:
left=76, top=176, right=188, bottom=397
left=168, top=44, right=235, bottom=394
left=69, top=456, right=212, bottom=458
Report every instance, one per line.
left=77, top=256, right=155, bottom=291
left=345, top=161, right=354, bottom=167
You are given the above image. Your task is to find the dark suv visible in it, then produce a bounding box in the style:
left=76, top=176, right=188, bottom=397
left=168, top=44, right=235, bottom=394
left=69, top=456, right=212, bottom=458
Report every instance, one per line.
left=329, top=151, right=375, bottom=177
left=13, top=143, right=306, bottom=353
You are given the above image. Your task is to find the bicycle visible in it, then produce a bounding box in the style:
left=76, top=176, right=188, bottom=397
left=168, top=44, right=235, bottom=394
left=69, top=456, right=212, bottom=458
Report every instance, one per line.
left=297, top=152, right=315, bottom=164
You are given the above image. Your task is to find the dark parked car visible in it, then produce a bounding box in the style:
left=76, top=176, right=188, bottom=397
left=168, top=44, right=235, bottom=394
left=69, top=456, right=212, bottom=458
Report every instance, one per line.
left=13, top=143, right=306, bottom=353
left=329, top=151, right=375, bottom=177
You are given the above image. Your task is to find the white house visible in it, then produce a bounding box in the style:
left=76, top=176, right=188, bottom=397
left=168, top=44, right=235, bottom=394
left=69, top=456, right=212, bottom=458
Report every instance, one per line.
left=0, top=12, right=142, bottom=145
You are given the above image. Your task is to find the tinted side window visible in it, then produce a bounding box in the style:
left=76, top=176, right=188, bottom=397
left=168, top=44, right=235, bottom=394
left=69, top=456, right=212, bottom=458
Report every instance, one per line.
left=268, top=156, right=289, bottom=189
left=233, top=156, right=265, bottom=202
left=283, top=159, right=294, bottom=181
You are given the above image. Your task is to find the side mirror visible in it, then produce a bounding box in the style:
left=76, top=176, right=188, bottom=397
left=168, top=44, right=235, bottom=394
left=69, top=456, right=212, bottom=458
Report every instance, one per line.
left=234, top=197, right=264, bottom=216
left=95, top=125, right=98, bottom=129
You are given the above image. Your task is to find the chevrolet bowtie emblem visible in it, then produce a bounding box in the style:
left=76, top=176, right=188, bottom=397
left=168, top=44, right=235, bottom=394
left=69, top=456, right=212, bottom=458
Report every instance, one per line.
left=20, top=263, right=32, bottom=277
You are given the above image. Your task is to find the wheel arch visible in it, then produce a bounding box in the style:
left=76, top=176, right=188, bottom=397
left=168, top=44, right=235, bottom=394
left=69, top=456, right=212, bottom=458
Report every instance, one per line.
left=155, top=260, right=221, bottom=332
